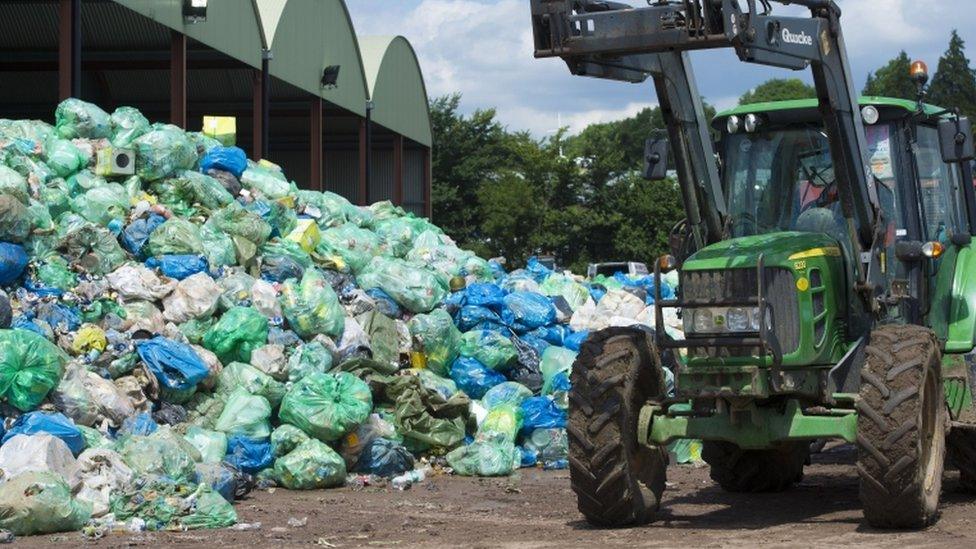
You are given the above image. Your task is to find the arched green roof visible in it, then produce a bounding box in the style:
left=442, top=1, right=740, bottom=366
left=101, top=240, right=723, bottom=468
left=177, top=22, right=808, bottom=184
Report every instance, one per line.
left=267, top=0, right=368, bottom=116
left=359, top=36, right=433, bottom=147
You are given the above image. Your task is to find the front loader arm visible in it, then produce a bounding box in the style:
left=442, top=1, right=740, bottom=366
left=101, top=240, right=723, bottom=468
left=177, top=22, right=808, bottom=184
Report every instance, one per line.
left=531, top=0, right=885, bottom=311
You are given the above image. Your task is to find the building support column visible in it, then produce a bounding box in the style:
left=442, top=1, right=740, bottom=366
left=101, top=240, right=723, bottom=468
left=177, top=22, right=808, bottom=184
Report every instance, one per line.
left=260, top=51, right=271, bottom=159
left=358, top=118, right=368, bottom=205
left=423, top=146, right=432, bottom=219
left=310, top=97, right=323, bottom=191
left=58, top=0, right=81, bottom=100
left=251, top=69, right=264, bottom=160
left=170, top=31, right=187, bottom=128
left=393, top=134, right=404, bottom=206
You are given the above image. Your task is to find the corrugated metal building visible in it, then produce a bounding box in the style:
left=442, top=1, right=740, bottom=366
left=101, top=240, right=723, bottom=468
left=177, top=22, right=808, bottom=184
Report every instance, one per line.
left=0, top=0, right=432, bottom=217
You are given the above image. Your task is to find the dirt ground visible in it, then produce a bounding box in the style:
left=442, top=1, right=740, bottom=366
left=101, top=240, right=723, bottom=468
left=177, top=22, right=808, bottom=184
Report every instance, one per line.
left=21, top=444, right=976, bottom=548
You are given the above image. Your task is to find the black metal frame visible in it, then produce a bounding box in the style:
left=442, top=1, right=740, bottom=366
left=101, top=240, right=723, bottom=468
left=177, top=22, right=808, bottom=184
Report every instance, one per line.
left=654, top=253, right=783, bottom=366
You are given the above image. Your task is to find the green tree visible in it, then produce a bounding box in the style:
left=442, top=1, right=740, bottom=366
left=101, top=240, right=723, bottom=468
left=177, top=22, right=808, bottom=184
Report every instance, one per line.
left=863, top=51, right=916, bottom=100
left=928, top=30, right=976, bottom=117
left=739, top=78, right=815, bottom=105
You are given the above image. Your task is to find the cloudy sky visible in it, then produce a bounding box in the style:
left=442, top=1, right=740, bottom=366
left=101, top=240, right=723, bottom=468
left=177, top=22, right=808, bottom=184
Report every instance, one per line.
left=347, top=0, right=976, bottom=136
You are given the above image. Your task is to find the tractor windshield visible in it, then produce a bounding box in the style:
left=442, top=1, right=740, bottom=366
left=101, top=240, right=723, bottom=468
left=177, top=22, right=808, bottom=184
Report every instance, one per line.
left=722, top=124, right=900, bottom=243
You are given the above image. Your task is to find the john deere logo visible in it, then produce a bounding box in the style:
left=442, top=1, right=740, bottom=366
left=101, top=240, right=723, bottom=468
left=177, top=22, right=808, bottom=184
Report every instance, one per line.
left=782, top=28, right=813, bottom=46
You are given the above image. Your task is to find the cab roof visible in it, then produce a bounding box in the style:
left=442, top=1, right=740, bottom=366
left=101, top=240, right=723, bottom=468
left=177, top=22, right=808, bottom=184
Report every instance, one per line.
left=713, top=96, right=945, bottom=131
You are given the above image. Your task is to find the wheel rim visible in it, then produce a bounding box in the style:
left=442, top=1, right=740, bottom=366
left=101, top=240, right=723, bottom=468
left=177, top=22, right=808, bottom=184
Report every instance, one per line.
left=920, top=365, right=941, bottom=494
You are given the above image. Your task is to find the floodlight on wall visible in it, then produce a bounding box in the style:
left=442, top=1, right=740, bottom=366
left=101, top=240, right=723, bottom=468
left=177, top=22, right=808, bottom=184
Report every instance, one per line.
left=183, top=0, right=208, bottom=23
left=321, top=65, right=341, bottom=89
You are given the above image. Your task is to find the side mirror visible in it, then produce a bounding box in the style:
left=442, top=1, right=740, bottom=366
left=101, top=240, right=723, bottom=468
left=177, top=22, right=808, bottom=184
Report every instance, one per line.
left=938, top=117, right=975, bottom=163
left=643, top=137, right=669, bottom=181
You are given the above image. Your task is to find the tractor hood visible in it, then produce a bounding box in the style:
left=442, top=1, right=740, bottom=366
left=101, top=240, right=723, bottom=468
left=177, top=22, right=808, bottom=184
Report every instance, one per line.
left=682, top=231, right=844, bottom=272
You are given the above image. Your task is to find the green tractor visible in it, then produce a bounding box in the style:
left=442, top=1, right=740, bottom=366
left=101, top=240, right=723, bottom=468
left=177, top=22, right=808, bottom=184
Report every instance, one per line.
left=532, top=0, right=976, bottom=528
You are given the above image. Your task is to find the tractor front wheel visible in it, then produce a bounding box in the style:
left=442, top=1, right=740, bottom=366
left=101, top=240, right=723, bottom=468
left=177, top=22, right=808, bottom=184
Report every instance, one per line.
left=702, top=441, right=809, bottom=492
left=856, top=324, right=947, bottom=529
left=567, top=327, right=668, bottom=527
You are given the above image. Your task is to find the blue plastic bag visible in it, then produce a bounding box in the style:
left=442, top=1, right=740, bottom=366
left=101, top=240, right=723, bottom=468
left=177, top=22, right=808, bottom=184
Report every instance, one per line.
left=563, top=330, right=589, bottom=351
left=588, top=284, right=607, bottom=304
left=121, top=214, right=165, bottom=257
left=225, top=435, right=273, bottom=474
left=0, top=243, right=28, bottom=285
left=520, top=396, right=567, bottom=433
left=35, top=302, right=81, bottom=332
left=118, top=412, right=158, bottom=437
left=145, top=255, right=209, bottom=280
left=519, top=445, right=538, bottom=467
left=195, top=462, right=238, bottom=502
left=200, top=146, right=248, bottom=178
left=260, top=255, right=305, bottom=283
left=525, top=257, right=553, bottom=282
left=503, top=291, right=556, bottom=332
left=3, top=411, right=85, bottom=455
left=450, top=356, right=506, bottom=400
left=136, top=337, right=210, bottom=391
left=531, top=325, right=570, bottom=347
left=353, top=438, right=415, bottom=477
left=365, top=288, right=402, bottom=318
left=465, top=283, right=506, bottom=309
left=518, top=334, right=551, bottom=357
left=456, top=305, right=512, bottom=332
left=11, top=316, right=48, bottom=338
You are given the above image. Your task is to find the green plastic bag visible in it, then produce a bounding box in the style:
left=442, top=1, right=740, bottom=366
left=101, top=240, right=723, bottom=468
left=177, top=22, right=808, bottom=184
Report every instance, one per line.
left=39, top=178, right=71, bottom=218
left=316, top=223, right=382, bottom=273
left=273, top=438, right=346, bottom=490
left=206, top=204, right=272, bottom=265
left=27, top=199, right=54, bottom=233
left=181, top=485, right=238, bottom=529
left=407, top=309, right=461, bottom=377
left=55, top=98, right=111, bottom=139
left=214, top=387, right=272, bottom=439
left=66, top=169, right=107, bottom=196
left=77, top=425, right=113, bottom=450
left=295, top=190, right=353, bottom=228
left=0, top=329, right=68, bottom=412
left=459, top=330, right=516, bottom=371
left=179, top=317, right=216, bottom=345
left=373, top=217, right=420, bottom=258
left=184, top=426, right=228, bottom=464
left=477, top=404, right=523, bottom=444
left=147, top=217, right=204, bottom=256
left=540, top=273, right=590, bottom=311
left=271, top=423, right=310, bottom=457
left=216, top=361, right=285, bottom=408
left=357, top=310, right=399, bottom=373
left=0, top=195, right=29, bottom=243
left=240, top=161, right=291, bottom=199
left=0, top=471, right=92, bottom=536
left=117, top=428, right=198, bottom=484
left=256, top=199, right=297, bottom=237
left=406, top=243, right=475, bottom=281
left=287, top=340, right=334, bottom=382
left=279, top=372, right=372, bottom=442
left=71, top=183, right=129, bottom=226
left=0, top=166, right=29, bottom=203
left=446, top=441, right=519, bottom=477
left=133, top=124, right=198, bottom=181
left=481, top=382, right=533, bottom=410
left=261, top=238, right=312, bottom=269
left=279, top=269, right=344, bottom=339
left=386, top=374, right=469, bottom=451
left=203, top=306, right=269, bottom=364
left=358, top=256, right=448, bottom=314
left=44, top=138, right=86, bottom=178
left=110, top=106, right=150, bottom=147
left=172, top=170, right=234, bottom=210
left=541, top=346, right=578, bottom=395
left=56, top=223, right=127, bottom=274
left=200, top=224, right=237, bottom=267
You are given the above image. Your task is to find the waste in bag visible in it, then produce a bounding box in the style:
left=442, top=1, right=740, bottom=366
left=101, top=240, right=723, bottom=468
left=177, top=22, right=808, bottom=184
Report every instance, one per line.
left=116, top=427, right=198, bottom=484
left=3, top=411, right=84, bottom=455
left=0, top=471, right=92, bottom=536
left=407, top=309, right=460, bottom=377
left=0, top=243, right=27, bottom=285
left=458, top=329, right=516, bottom=371
left=353, top=438, right=415, bottom=478
left=357, top=256, right=448, bottom=314
left=184, top=426, right=228, bottom=464
left=224, top=435, right=273, bottom=474
left=214, top=388, right=272, bottom=439
left=0, top=329, right=68, bottom=411
left=273, top=438, right=346, bottom=489
left=203, top=306, right=269, bottom=364
left=450, top=356, right=505, bottom=400
left=279, top=372, right=372, bottom=442
left=0, top=433, right=76, bottom=481
left=270, top=424, right=310, bottom=458
left=69, top=448, right=134, bottom=518
left=446, top=441, right=519, bottom=477
left=279, top=269, right=344, bottom=339
left=136, top=337, right=210, bottom=391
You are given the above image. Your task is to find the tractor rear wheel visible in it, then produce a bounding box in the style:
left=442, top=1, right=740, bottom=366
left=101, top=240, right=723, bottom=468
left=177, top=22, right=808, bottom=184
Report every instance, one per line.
left=947, top=427, right=976, bottom=492
left=856, top=324, right=946, bottom=529
left=702, top=441, right=809, bottom=492
left=567, top=327, right=668, bottom=527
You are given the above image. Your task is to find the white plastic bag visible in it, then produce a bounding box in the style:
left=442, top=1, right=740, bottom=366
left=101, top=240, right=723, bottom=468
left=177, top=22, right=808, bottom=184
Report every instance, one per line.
left=69, top=449, right=133, bottom=517
left=162, top=272, right=221, bottom=323
left=106, top=263, right=177, bottom=301
left=0, top=434, right=76, bottom=482
left=251, top=279, right=281, bottom=318
left=52, top=366, right=136, bottom=428
left=250, top=344, right=288, bottom=381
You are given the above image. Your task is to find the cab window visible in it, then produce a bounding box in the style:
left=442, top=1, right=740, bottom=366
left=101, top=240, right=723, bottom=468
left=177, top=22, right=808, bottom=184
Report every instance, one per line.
left=915, top=125, right=962, bottom=241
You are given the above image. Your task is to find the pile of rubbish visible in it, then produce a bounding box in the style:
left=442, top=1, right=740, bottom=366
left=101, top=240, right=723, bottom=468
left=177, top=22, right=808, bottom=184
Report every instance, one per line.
left=0, top=99, right=682, bottom=538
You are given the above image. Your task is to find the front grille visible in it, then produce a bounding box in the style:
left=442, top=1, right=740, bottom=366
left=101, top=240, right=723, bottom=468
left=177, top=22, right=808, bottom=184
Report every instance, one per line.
left=681, top=268, right=800, bottom=357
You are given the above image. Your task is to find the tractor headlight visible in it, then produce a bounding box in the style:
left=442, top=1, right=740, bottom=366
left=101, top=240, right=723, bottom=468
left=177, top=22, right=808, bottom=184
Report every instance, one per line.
left=683, top=306, right=762, bottom=334
left=726, top=307, right=751, bottom=332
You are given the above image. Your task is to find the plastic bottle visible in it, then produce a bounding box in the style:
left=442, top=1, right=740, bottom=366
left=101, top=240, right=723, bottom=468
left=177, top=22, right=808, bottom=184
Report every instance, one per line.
left=391, top=465, right=431, bottom=490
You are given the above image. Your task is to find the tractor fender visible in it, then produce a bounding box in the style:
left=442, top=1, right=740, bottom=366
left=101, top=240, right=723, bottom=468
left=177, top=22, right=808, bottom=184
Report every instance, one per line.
left=946, top=245, right=976, bottom=353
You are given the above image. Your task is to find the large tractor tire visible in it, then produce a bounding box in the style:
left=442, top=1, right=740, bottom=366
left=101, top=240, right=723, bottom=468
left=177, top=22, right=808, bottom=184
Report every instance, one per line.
left=568, top=327, right=668, bottom=527
left=856, top=324, right=947, bottom=529
left=702, top=441, right=809, bottom=492
left=947, top=427, right=976, bottom=492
